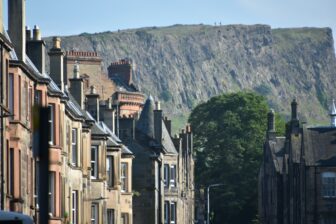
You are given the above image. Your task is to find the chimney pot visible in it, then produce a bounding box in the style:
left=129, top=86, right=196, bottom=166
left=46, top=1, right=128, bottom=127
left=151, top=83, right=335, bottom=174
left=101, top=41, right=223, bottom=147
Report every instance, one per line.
left=73, top=62, right=80, bottom=78
left=26, top=26, right=31, bottom=40
left=90, top=86, right=96, bottom=94
left=267, top=109, right=275, bottom=132
left=155, top=101, right=161, bottom=110
left=33, top=25, right=41, bottom=40
left=53, top=37, right=61, bottom=49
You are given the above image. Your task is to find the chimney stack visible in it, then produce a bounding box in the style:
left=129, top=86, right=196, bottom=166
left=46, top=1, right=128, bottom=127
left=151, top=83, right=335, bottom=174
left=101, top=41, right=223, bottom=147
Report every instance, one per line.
left=101, top=98, right=115, bottom=133
left=86, top=86, right=100, bottom=121
left=26, top=25, right=46, bottom=74
left=267, top=109, right=275, bottom=132
left=8, top=0, right=26, bottom=61
left=48, top=37, right=65, bottom=91
left=164, top=116, right=172, bottom=136
left=154, top=101, right=162, bottom=145
left=291, top=99, right=298, bottom=121
left=69, top=63, right=84, bottom=109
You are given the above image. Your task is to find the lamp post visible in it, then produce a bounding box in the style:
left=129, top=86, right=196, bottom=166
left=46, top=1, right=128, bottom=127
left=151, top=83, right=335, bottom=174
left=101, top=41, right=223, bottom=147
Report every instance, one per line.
left=207, top=183, right=224, bottom=224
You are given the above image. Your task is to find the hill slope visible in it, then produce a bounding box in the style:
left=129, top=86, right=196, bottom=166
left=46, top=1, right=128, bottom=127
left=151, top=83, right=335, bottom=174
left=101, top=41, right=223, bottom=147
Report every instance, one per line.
left=45, top=24, right=336, bottom=127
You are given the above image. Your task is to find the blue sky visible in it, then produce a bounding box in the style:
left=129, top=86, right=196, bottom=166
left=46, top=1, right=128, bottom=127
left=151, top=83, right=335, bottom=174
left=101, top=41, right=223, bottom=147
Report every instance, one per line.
left=3, top=0, right=336, bottom=43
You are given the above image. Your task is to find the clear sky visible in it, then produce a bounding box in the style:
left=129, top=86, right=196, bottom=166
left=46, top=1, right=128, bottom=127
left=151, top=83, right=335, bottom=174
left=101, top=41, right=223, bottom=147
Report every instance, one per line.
left=3, top=0, right=336, bottom=43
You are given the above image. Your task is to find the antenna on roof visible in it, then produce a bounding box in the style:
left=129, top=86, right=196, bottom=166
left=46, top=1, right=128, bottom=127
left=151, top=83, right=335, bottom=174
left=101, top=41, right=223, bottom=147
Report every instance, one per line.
left=330, top=99, right=336, bottom=127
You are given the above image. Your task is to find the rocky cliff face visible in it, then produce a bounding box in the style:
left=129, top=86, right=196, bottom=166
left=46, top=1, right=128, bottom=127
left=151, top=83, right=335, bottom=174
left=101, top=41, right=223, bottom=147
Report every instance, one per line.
left=44, top=24, right=336, bottom=126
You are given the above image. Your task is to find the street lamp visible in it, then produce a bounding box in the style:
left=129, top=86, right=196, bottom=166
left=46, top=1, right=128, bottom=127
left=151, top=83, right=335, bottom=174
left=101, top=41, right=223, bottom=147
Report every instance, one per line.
left=207, top=183, right=224, bottom=224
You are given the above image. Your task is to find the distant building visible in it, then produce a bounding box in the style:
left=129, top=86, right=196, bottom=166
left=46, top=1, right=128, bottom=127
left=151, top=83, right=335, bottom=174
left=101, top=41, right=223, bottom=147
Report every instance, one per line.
left=118, top=97, right=195, bottom=224
left=108, top=58, right=145, bottom=118
left=259, top=99, right=336, bottom=223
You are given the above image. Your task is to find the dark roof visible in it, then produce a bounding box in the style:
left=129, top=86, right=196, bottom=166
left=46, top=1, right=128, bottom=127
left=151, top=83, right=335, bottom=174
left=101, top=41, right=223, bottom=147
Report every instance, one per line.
left=267, top=137, right=285, bottom=173
left=136, top=96, right=155, bottom=138
left=99, top=122, right=134, bottom=155
left=267, top=125, right=336, bottom=169
left=161, top=121, right=178, bottom=154
left=111, top=76, right=138, bottom=92
left=91, top=122, right=108, bottom=136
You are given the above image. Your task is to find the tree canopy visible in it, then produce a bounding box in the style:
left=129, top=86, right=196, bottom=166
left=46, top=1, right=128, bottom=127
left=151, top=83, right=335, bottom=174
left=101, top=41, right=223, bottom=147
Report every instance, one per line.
left=189, top=92, right=284, bottom=223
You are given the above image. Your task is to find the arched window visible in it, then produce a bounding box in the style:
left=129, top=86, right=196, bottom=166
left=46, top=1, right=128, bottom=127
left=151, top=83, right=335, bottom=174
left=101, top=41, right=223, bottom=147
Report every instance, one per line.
left=322, top=172, right=336, bottom=198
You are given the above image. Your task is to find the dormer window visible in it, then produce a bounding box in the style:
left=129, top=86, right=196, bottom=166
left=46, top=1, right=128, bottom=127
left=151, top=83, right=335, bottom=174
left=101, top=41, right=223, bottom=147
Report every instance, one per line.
left=322, top=172, right=336, bottom=198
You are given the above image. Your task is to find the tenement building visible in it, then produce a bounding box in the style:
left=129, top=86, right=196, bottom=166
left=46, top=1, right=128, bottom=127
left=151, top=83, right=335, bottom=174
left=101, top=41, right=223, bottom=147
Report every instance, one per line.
left=259, top=99, right=336, bottom=223
left=118, top=97, right=195, bottom=224
left=1, top=1, right=134, bottom=223
left=0, top=0, right=195, bottom=224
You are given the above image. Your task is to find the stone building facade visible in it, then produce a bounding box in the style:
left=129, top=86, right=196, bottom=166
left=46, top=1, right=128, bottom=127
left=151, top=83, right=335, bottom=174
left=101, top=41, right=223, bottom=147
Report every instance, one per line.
left=259, top=100, right=336, bottom=224
left=1, top=1, right=195, bottom=224
left=118, top=97, right=195, bottom=224
left=0, top=1, right=134, bottom=224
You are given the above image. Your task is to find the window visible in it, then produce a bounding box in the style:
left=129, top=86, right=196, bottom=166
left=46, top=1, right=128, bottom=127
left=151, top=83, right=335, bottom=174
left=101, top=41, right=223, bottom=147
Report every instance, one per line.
left=35, top=90, right=42, bottom=105
left=72, top=190, right=78, bottom=224
left=91, top=146, right=98, bottom=179
left=49, top=171, right=56, bottom=216
left=322, top=172, right=336, bottom=198
left=18, top=75, right=21, bottom=120
left=107, top=209, right=115, bottom=224
left=121, top=162, right=128, bottom=192
left=164, top=201, right=177, bottom=224
left=91, top=203, right=98, bottom=224
left=106, top=156, right=114, bottom=188
left=170, top=165, right=176, bottom=187
left=170, top=202, right=176, bottom=224
left=48, top=104, right=55, bottom=145
left=164, top=201, right=169, bottom=224
left=121, top=213, right=128, bottom=224
left=72, top=128, right=78, bottom=165
left=8, top=73, right=14, bottom=118
left=7, top=147, right=14, bottom=195
left=164, top=164, right=170, bottom=188
left=28, top=87, right=32, bottom=123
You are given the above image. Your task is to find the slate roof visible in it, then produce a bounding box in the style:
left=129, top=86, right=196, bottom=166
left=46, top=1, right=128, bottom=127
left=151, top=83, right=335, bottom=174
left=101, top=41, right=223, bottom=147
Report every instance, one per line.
left=91, top=122, right=108, bottom=136
left=99, top=122, right=134, bottom=155
left=268, top=125, right=336, bottom=170
left=136, top=96, right=155, bottom=138
left=135, top=96, right=178, bottom=155
left=161, top=120, right=178, bottom=154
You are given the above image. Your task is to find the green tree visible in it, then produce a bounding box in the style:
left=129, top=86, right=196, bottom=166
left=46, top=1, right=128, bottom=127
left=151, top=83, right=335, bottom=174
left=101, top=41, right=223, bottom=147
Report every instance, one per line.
left=189, top=92, right=283, bottom=224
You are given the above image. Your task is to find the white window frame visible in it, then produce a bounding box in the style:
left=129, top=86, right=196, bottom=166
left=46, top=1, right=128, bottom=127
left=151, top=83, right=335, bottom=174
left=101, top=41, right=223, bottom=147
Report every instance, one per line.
left=322, top=172, right=336, bottom=198
left=72, top=128, right=78, bottom=166
left=91, top=203, right=98, bottom=224
left=48, top=104, right=55, bottom=145
left=72, top=190, right=78, bottom=224
left=170, top=202, right=176, bottom=224
left=121, top=162, right=128, bottom=192
left=106, top=156, right=114, bottom=188
left=91, top=146, right=98, bottom=179
left=164, top=164, right=170, bottom=188
left=49, top=171, right=55, bottom=216
left=170, top=165, right=176, bottom=188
